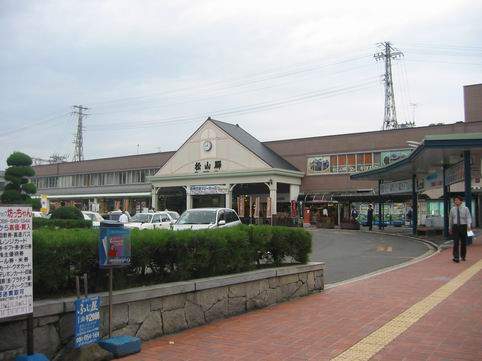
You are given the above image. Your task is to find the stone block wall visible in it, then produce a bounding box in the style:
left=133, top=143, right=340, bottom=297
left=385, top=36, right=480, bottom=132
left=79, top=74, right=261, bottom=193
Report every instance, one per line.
left=0, top=263, right=324, bottom=361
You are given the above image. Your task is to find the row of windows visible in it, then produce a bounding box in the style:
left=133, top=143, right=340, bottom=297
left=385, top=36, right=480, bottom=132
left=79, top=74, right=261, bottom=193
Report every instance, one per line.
left=307, top=149, right=412, bottom=174
left=33, top=168, right=159, bottom=189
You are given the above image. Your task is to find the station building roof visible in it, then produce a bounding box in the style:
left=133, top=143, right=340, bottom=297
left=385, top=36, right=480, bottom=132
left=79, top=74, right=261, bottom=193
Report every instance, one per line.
left=351, top=133, right=482, bottom=181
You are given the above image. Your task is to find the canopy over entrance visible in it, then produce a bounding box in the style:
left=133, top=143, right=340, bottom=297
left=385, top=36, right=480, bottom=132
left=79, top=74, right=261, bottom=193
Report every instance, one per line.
left=351, top=133, right=482, bottom=236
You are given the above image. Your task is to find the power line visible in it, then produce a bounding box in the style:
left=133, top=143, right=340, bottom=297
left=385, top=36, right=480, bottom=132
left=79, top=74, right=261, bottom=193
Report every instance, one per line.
left=87, top=78, right=378, bottom=132
left=0, top=111, right=70, bottom=138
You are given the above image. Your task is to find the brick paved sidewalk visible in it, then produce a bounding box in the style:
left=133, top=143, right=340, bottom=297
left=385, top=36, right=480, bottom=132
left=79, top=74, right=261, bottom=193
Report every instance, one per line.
left=122, top=244, right=482, bottom=361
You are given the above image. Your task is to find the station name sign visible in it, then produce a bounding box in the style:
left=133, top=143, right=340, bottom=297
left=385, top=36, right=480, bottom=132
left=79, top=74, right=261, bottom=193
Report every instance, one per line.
left=194, top=160, right=222, bottom=174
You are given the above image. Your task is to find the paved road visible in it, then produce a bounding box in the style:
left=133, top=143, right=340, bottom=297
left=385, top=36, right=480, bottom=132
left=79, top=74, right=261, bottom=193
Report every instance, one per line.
left=308, top=229, right=433, bottom=284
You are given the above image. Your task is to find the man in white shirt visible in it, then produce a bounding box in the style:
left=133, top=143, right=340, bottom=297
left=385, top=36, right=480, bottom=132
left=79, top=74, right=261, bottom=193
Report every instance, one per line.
left=448, top=195, right=472, bottom=263
left=119, top=209, right=129, bottom=223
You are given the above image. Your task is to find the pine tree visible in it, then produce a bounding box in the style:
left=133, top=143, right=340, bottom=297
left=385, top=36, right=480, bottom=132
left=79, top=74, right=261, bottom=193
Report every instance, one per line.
left=1, top=152, right=37, bottom=204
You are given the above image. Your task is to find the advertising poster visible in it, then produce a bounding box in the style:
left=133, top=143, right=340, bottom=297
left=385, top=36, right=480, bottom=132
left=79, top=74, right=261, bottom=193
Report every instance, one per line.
left=380, top=150, right=411, bottom=166
left=99, top=227, right=131, bottom=268
left=0, top=206, right=33, bottom=319
left=40, top=194, right=49, bottom=215
left=308, top=156, right=330, bottom=173
left=74, top=296, right=100, bottom=348
left=291, top=200, right=297, bottom=218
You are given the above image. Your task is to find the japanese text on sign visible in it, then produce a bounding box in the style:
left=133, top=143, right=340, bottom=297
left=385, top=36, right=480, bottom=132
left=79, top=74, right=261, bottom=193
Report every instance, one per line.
left=0, top=206, right=33, bottom=319
left=74, top=296, right=100, bottom=348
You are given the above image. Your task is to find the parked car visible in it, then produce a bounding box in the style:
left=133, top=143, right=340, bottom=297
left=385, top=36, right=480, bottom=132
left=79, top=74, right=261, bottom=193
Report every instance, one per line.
left=108, top=210, right=131, bottom=222
left=124, top=211, right=175, bottom=230
left=172, top=208, right=241, bottom=231
left=82, top=211, right=105, bottom=227
left=32, top=211, right=49, bottom=218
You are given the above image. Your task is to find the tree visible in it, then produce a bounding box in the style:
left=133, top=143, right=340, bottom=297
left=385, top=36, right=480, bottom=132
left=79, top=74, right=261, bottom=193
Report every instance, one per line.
left=1, top=151, right=37, bottom=204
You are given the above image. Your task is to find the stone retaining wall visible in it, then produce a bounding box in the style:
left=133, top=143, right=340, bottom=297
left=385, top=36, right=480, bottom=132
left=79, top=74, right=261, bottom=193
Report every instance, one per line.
left=0, top=263, right=324, bottom=361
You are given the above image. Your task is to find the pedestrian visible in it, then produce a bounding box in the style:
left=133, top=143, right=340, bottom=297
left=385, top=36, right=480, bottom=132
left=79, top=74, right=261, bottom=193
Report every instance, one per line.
left=367, top=204, right=373, bottom=231
left=119, top=209, right=129, bottom=223
left=449, top=195, right=471, bottom=263
left=406, top=206, right=413, bottom=226
left=351, top=206, right=359, bottom=220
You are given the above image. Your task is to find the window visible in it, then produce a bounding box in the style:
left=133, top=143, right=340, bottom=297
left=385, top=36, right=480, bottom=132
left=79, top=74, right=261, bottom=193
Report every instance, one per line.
left=307, top=149, right=412, bottom=175
left=152, top=214, right=161, bottom=223
left=226, top=211, right=239, bottom=223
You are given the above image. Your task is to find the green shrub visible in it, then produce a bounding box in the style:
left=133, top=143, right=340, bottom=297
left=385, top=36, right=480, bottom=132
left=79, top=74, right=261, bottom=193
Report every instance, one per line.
left=7, top=151, right=33, bottom=166
left=32, top=225, right=311, bottom=299
left=51, top=206, right=84, bottom=220
left=33, top=217, right=92, bottom=229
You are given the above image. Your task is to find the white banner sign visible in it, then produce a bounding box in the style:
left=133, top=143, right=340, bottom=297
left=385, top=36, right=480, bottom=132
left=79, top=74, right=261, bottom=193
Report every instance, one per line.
left=190, top=185, right=228, bottom=195
left=380, top=179, right=413, bottom=195
left=0, top=206, right=33, bottom=319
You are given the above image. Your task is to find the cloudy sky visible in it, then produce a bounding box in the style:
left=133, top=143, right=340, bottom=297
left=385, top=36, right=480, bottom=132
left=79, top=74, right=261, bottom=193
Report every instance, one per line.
left=1, top=0, right=481, bottom=167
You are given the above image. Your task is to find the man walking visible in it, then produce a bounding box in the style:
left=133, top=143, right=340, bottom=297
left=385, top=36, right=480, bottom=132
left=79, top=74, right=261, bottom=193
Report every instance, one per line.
left=367, top=204, right=373, bottom=231
left=449, top=195, right=472, bottom=263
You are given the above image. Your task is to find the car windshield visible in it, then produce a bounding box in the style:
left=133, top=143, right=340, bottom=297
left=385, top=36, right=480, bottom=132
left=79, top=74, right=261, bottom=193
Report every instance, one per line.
left=176, top=210, right=217, bottom=225
left=84, top=213, right=96, bottom=221
left=131, top=213, right=152, bottom=223
left=168, top=212, right=179, bottom=220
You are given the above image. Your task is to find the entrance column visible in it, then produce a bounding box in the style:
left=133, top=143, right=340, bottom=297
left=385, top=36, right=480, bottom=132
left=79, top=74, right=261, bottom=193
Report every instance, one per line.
left=289, top=184, right=300, bottom=202
left=225, top=184, right=233, bottom=209
left=464, top=150, right=473, bottom=244
left=269, top=182, right=277, bottom=215
left=412, top=175, right=418, bottom=235
left=151, top=187, right=158, bottom=211
left=185, top=186, right=192, bottom=210
left=378, top=180, right=383, bottom=230
left=442, top=165, right=450, bottom=239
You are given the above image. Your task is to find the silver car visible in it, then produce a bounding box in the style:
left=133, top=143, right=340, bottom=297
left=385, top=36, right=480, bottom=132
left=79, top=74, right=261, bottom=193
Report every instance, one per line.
left=172, top=208, right=242, bottom=231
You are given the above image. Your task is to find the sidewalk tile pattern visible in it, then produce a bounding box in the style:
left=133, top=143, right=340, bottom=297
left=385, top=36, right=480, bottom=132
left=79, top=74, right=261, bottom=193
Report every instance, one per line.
left=121, top=245, right=482, bottom=361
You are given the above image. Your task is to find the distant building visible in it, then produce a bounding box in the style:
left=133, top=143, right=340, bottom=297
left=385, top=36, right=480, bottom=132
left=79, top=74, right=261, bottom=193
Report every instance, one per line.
left=464, top=83, right=482, bottom=123
left=31, top=84, right=482, bottom=225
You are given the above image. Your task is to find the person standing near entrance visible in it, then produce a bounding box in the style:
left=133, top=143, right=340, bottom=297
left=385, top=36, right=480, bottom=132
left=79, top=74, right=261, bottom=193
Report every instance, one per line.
left=119, top=209, right=129, bottom=223
left=367, top=204, right=374, bottom=231
left=449, top=195, right=472, bottom=263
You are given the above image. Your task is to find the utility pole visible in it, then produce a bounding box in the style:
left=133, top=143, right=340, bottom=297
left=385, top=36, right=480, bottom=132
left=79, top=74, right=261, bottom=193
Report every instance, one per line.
left=72, top=105, right=88, bottom=162
left=374, top=42, right=403, bottom=130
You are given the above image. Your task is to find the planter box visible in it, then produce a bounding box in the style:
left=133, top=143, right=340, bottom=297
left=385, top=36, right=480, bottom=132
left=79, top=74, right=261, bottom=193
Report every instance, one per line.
left=0, top=263, right=324, bottom=361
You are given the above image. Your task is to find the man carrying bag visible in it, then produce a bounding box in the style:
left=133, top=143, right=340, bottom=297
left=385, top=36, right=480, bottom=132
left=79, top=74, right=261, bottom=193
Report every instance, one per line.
left=449, top=195, right=472, bottom=263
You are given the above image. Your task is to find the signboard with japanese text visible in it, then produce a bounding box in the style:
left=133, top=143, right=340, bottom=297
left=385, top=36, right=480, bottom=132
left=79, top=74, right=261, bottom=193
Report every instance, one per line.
left=74, top=296, right=100, bottom=348
left=99, top=227, right=131, bottom=268
left=0, top=206, right=33, bottom=319
left=190, top=185, right=228, bottom=195
left=380, top=179, right=413, bottom=195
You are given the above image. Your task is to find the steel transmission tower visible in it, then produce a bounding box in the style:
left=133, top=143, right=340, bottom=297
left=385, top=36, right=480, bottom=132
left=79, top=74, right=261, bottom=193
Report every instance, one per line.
left=72, top=105, right=88, bottom=162
left=374, top=42, right=403, bottom=130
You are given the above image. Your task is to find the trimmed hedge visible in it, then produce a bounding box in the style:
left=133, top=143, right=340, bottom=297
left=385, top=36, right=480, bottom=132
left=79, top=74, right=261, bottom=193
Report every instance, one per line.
left=51, top=206, right=84, bottom=220
left=33, top=217, right=92, bottom=229
left=33, top=225, right=311, bottom=298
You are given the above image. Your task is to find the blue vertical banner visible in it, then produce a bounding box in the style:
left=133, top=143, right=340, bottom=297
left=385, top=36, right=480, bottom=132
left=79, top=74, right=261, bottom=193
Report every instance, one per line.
left=99, top=227, right=131, bottom=268
left=74, top=296, right=100, bottom=348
